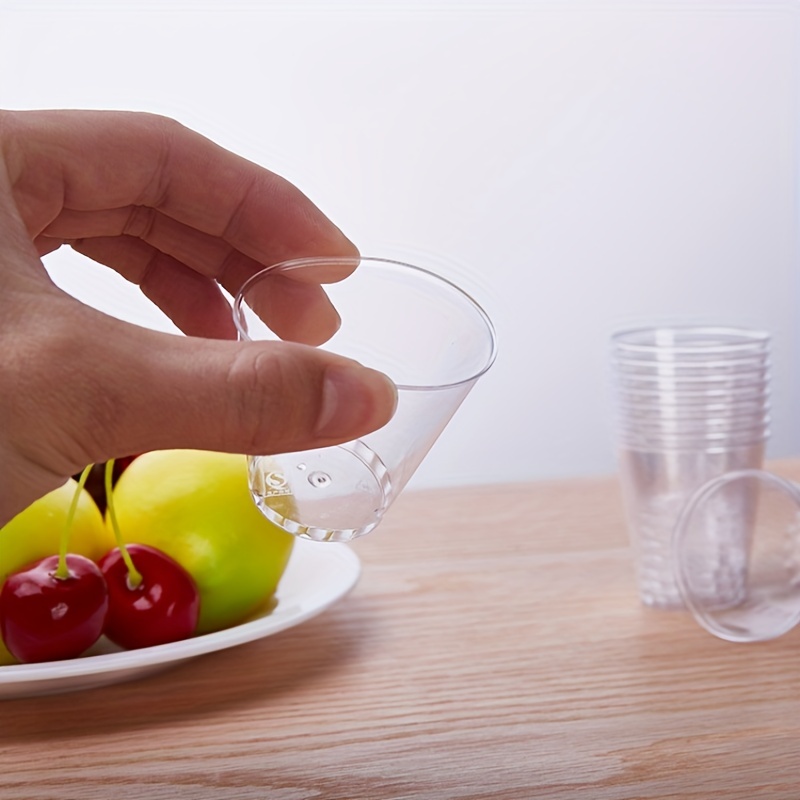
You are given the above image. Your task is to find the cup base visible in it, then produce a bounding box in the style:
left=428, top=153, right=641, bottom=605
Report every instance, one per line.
left=249, top=442, right=392, bottom=542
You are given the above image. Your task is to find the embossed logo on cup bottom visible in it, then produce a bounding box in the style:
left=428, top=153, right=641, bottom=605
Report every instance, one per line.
left=262, top=471, right=292, bottom=497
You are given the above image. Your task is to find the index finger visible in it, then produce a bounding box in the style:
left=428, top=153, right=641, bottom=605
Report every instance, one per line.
left=2, top=109, right=358, bottom=268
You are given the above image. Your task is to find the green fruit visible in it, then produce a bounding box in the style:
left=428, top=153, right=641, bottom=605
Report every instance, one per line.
left=110, top=450, right=294, bottom=634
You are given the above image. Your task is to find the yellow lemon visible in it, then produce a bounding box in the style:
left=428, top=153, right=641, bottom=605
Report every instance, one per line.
left=0, top=479, right=113, bottom=584
left=110, top=450, right=294, bottom=634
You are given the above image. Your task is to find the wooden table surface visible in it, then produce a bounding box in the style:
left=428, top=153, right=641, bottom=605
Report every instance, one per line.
left=3, top=466, right=800, bottom=800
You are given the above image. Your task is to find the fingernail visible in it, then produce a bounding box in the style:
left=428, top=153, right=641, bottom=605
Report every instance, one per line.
left=316, top=363, right=398, bottom=439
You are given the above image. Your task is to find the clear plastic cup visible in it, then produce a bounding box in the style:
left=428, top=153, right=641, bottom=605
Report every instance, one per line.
left=619, top=400, right=769, bottom=419
left=617, top=419, right=771, bottom=439
left=612, top=326, right=771, bottom=361
left=612, top=356, right=771, bottom=375
left=617, top=428, right=770, bottom=453
left=618, top=442, right=767, bottom=608
left=674, top=469, right=800, bottom=642
left=612, top=325, right=770, bottom=608
left=616, top=404, right=771, bottom=431
left=613, top=357, right=770, bottom=375
left=617, top=412, right=771, bottom=434
left=616, top=384, right=769, bottom=404
left=617, top=380, right=769, bottom=404
left=233, top=256, right=497, bottom=542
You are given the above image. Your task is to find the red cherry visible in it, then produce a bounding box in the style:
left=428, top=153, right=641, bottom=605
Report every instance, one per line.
left=0, top=555, right=109, bottom=663
left=99, top=544, right=200, bottom=649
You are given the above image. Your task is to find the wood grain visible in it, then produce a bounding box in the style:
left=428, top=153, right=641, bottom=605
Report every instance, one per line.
left=2, top=466, right=800, bottom=799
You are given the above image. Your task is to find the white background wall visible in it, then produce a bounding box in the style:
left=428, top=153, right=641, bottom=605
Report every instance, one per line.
left=2, top=0, right=798, bottom=489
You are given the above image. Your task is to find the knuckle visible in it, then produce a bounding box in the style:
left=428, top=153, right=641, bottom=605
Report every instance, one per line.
left=122, top=205, right=157, bottom=240
left=225, top=345, right=319, bottom=452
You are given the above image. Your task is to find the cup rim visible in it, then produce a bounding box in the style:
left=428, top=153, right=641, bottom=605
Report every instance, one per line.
left=232, top=256, right=498, bottom=392
left=617, top=419, right=771, bottom=435
left=615, top=387, right=769, bottom=402
left=612, top=356, right=770, bottom=371
left=672, top=468, right=800, bottom=642
left=611, top=326, right=770, bottom=356
left=615, top=383, right=770, bottom=394
left=617, top=427, right=770, bottom=443
left=613, top=366, right=770, bottom=382
left=617, top=412, right=772, bottom=434
left=617, top=392, right=770, bottom=406
left=620, top=412, right=770, bottom=425
left=618, top=434, right=769, bottom=452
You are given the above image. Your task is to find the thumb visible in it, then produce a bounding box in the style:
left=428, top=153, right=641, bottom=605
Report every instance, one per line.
left=92, top=323, right=399, bottom=462
left=1, top=298, right=397, bottom=526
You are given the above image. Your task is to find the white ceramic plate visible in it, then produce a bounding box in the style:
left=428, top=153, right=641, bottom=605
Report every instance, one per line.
left=0, top=539, right=360, bottom=699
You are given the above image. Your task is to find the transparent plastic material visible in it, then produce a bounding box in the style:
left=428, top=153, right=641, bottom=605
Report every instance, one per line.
left=611, top=326, right=771, bottom=359
left=673, top=469, right=800, bottom=642
left=612, top=326, right=770, bottom=608
left=233, top=257, right=497, bottom=542
left=618, top=443, right=766, bottom=608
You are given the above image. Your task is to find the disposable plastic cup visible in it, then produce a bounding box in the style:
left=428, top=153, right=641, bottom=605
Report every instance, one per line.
left=617, top=427, right=770, bottom=453
left=612, top=351, right=770, bottom=369
left=616, top=383, right=769, bottom=404
left=612, top=326, right=770, bottom=361
left=616, top=384, right=770, bottom=414
left=617, top=413, right=771, bottom=435
left=674, top=469, right=800, bottom=642
left=612, top=325, right=770, bottom=608
left=618, top=441, right=767, bottom=608
left=617, top=432, right=770, bottom=452
left=619, top=400, right=769, bottom=420
left=614, top=371, right=771, bottom=393
left=617, top=411, right=770, bottom=436
left=617, top=417, right=771, bottom=439
left=613, top=356, right=769, bottom=371
left=615, top=395, right=769, bottom=423
left=233, top=256, right=497, bottom=542
left=612, top=356, right=771, bottom=376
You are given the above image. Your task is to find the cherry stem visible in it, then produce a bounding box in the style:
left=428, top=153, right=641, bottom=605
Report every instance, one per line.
left=105, top=459, right=143, bottom=589
left=55, top=465, right=93, bottom=580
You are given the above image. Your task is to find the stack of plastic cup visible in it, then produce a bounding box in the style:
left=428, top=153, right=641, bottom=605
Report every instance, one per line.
left=611, top=326, right=771, bottom=609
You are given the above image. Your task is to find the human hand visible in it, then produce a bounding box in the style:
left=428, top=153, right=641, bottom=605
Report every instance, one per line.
left=0, top=109, right=397, bottom=525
